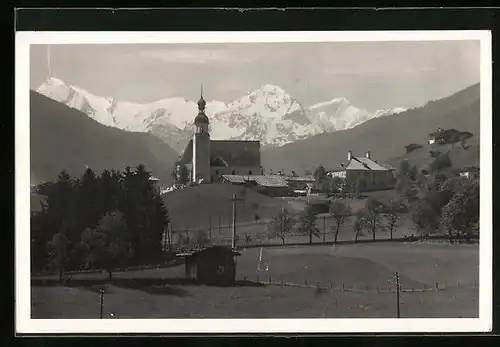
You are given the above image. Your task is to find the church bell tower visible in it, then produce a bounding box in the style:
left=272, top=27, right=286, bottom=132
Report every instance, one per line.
left=192, top=85, right=211, bottom=183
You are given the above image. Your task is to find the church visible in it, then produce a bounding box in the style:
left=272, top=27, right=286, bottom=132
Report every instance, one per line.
left=177, top=89, right=262, bottom=184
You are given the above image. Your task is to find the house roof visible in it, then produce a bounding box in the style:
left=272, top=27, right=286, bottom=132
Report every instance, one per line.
left=221, top=174, right=247, bottom=184
left=221, top=174, right=289, bottom=188
left=345, top=156, right=391, bottom=171
left=254, top=175, right=289, bottom=188
left=284, top=175, right=316, bottom=182
left=181, top=139, right=261, bottom=167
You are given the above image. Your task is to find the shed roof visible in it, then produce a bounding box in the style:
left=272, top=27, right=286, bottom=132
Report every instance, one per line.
left=177, top=246, right=241, bottom=258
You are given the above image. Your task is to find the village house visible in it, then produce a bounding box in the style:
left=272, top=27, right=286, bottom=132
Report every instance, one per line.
left=327, top=150, right=396, bottom=191
left=460, top=166, right=480, bottom=180
left=149, top=176, right=162, bottom=194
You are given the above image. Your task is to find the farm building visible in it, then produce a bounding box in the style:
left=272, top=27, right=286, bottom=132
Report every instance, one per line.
left=327, top=151, right=396, bottom=191
left=177, top=246, right=241, bottom=285
left=177, top=87, right=262, bottom=184
left=460, top=166, right=480, bottom=180
left=428, top=127, right=472, bottom=146
left=149, top=176, right=162, bottom=194
left=220, top=174, right=293, bottom=197
left=284, top=175, right=316, bottom=192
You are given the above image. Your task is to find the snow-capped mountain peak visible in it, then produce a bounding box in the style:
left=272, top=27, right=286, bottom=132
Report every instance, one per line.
left=36, top=77, right=406, bottom=153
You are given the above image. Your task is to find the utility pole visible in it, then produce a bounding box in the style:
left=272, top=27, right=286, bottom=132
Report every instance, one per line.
left=230, top=194, right=244, bottom=250
left=395, top=272, right=401, bottom=318
left=323, top=215, right=327, bottom=243
left=208, top=215, right=212, bottom=241
left=218, top=214, right=221, bottom=235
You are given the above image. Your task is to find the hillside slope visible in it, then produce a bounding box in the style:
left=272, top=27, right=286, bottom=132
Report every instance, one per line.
left=387, top=142, right=480, bottom=173
left=261, top=83, right=480, bottom=173
left=30, top=91, right=179, bottom=184
left=162, top=184, right=294, bottom=231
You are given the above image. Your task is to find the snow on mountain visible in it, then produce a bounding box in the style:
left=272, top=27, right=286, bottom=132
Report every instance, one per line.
left=36, top=77, right=406, bottom=153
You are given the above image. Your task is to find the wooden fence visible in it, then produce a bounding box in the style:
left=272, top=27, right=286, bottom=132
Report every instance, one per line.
left=241, top=275, right=479, bottom=293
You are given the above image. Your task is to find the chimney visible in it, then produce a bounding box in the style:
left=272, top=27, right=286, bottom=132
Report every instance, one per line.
left=365, top=151, right=371, bottom=159
left=347, top=150, right=352, bottom=161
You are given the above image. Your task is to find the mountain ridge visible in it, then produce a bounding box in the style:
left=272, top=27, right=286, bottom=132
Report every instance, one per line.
left=36, top=77, right=406, bottom=153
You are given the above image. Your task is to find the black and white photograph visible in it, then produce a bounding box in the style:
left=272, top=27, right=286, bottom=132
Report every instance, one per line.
left=15, top=30, right=492, bottom=334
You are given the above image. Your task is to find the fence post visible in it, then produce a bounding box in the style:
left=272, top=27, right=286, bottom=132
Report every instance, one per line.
left=436, top=282, right=439, bottom=290
left=342, top=283, right=344, bottom=292
left=99, top=289, right=104, bottom=319
left=330, top=281, right=333, bottom=291
left=269, top=276, right=272, bottom=284
left=322, top=216, right=326, bottom=244
left=395, top=272, right=400, bottom=319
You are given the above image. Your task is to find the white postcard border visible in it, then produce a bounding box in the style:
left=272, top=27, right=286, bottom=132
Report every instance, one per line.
left=15, top=30, right=492, bottom=334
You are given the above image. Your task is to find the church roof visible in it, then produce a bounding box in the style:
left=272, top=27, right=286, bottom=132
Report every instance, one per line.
left=181, top=139, right=261, bottom=167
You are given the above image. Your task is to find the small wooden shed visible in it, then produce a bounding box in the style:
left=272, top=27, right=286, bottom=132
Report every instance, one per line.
left=177, top=246, right=241, bottom=285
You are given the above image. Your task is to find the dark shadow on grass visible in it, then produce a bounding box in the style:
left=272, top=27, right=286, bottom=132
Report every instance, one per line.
left=31, top=277, right=265, bottom=296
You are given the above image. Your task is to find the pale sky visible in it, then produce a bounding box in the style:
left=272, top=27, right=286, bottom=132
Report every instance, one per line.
left=30, top=41, right=480, bottom=111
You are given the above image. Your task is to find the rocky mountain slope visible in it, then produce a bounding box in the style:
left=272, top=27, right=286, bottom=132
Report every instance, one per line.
left=37, top=78, right=405, bottom=153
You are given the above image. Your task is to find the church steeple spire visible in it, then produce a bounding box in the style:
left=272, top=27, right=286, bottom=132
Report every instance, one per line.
left=198, top=84, right=206, bottom=112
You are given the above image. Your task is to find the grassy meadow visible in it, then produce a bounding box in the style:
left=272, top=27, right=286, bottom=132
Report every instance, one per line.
left=31, top=242, right=479, bottom=319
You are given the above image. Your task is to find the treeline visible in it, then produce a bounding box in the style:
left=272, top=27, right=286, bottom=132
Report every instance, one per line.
left=31, top=164, right=169, bottom=279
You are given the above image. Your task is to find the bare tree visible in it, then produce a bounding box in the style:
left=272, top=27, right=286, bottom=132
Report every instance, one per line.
left=267, top=208, right=294, bottom=245
left=298, top=204, right=320, bottom=244
left=363, top=197, right=385, bottom=241
left=330, top=201, right=352, bottom=245
left=353, top=210, right=367, bottom=243
left=382, top=198, right=407, bottom=240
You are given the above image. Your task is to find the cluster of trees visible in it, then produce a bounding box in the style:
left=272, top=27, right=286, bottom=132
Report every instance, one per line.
left=31, top=165, right=169, bottom=279
left=394, top=157, right=479, bottom=242
left=266, top=159, right=478, bottom=245
left=266, top=196, right=408, bottom=245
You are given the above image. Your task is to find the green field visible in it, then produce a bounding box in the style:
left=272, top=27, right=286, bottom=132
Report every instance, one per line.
left=31, top=242, right=479, bottom=319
